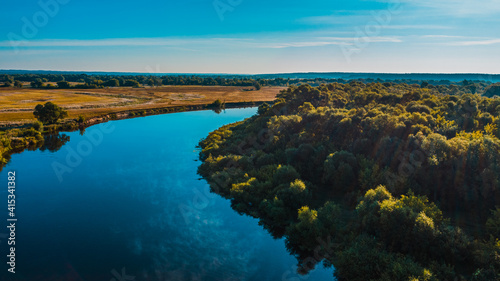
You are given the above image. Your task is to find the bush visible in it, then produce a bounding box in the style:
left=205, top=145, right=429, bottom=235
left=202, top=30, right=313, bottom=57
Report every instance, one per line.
left=211, top=99, right=224, bottom=109
left=32, top=121, right=44, bottom=132
left=484, top=84, right=500, bottom=98
left=33, top=102, right=68, bottom=124
left=76, top=115, right=86, bottom=123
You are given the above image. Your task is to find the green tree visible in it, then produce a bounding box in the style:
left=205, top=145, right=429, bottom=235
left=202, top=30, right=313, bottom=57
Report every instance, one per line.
left=486, top=207, right=500, bottom=238
left=211, top=99, right=224, bottom=109
left=31, top=79, right=44, bottom=88
left=5, top=75, right=14, bottom=84
left=484, top=83, right=500, bottom=98
left=124, top=79, right=140, bottom=87
left=104, top=79, right=120, bottom=87
left=76, top=115, right=86, bottom=123
left=14, top=81, right=23, bottom=88
left=258, top=102, right=270, bottom=115
left=32, top=121, right=44, bottom=132
left=33, top=102, right=68, bottom=124
left=57, top=81, right=71, bottom=89
left=147, top=78, right=155, bottom=87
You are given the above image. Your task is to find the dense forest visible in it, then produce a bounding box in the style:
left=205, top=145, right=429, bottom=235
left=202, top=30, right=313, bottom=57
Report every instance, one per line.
left=198, top=82, right=500, bottom=280
left=1, top=73, right=500, bottom=96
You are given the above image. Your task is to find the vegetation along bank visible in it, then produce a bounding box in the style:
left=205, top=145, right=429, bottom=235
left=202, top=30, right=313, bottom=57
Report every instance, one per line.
left=199, top=81, right=500, bottom=281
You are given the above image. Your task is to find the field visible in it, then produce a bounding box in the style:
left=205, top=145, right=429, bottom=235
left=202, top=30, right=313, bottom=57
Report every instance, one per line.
left=0, top=85, right=283, bottom=125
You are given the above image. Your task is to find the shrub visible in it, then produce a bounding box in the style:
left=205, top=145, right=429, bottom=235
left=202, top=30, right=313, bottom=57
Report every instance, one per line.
left=76, top=115, right=86, bottom=123
left=33, top=102, right=68, bottom=124
left=32, top=121, right=44, bottom=132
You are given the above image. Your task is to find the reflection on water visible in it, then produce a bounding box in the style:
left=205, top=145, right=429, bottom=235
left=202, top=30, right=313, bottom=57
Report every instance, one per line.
left=0, top=108, right=333, bottom=281
left=39, top=134, right=71, bottom=152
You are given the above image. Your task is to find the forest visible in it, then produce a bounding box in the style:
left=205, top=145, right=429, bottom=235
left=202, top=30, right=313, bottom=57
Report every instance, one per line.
left=198, top=82, right=500, bottom=280
left=1, top=73, right=500, bottom=94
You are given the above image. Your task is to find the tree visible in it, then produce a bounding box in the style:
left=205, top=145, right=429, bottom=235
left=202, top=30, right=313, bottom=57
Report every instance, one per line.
left=147, top=78, right=155, bottom=87
left=484, top=83, right=500, bottom=98
left=5, top=75, right=14, bottom=84
left=210, top=99, right=225, bottom=113
left=57, top=81, right=71, bottom=89
left=104, top=79, right=119, bottom=87
left=32, top=121, right=44, bottom=132
left=117, top=77, right=125, bottom=86
left=76, top=115, right=86, bottom=123
left=258, top=102, right=270, bottom=115
left=14, top=81, right=23, bottom=88
left=33, top=102, right=68, bottom=124
left=254, top=82, right=262, bottom=91
left=486, top=207, right=500, bottom=238
left=124, top=79, right=140, bottom=87
left=31, top=79, right=44, bottom=88
left=211, top=99, right=224, bottom=109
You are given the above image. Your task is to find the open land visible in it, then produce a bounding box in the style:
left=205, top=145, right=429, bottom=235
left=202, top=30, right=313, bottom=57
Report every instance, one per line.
left=0, top=85, right=283, bottom=126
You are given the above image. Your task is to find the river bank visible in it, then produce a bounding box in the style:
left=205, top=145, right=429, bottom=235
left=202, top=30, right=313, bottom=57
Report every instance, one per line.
left=0, top=101, right=268, bottom=171
left=0, top=107, right=334, bottom=280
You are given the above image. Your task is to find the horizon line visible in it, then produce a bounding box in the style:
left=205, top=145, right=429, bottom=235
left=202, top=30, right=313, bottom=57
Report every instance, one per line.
left=1, top=69, right=500, bottom=76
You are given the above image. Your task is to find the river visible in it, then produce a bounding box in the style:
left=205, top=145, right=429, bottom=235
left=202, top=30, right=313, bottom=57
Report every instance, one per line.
left=0, top=108, right=333, bottom=281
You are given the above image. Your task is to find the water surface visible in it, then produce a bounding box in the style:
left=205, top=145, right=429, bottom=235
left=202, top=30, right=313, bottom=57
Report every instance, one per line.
left=0, top=108, right=333, bottom=281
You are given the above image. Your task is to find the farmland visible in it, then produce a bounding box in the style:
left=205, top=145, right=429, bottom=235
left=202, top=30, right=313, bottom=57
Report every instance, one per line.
left=0, top=85, right=283, bottom=125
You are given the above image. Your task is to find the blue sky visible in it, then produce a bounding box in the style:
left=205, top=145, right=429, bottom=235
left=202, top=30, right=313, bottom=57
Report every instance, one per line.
left=1, top=0, right=499, bottom=74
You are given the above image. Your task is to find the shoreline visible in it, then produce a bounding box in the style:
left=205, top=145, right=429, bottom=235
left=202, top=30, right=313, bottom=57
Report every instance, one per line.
left=0, top=101, right=267, bottom=171
left=0, top=101, right=267, bottom=130
left=76, top=101, right=264, bottom=131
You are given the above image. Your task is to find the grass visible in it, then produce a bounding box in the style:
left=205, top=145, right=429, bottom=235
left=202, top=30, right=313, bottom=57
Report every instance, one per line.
left=0, top=90, right=121, bottom=109
left=0, top=85, right=283, bottom=125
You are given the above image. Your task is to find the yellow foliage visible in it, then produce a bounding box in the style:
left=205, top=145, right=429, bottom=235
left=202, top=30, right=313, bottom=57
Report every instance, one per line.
left=415, top=211, right=435, bottom=230
left=298, top=206, right=318, bottom=223
left=485, top=123, right=497, bottom=136
left=363, top=185, right=393, bottom=202
left=290, top=179, right=306, bottom=193
left=230, top=177, right=256, bottom=193
left=456, top=130, right=484, bottom=140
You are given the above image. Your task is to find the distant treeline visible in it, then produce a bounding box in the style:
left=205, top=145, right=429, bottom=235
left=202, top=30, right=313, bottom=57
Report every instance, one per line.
left=2, top=70, right=499, bottom=82
left=1, top=73, right=500, bottom=97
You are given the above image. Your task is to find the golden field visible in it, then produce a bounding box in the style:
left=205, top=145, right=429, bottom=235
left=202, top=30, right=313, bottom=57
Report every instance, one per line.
left=0, top=85, right=283, bottom=125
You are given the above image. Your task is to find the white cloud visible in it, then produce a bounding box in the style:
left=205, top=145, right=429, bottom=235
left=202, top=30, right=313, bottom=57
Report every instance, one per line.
left=376, top=0, right=500, bottom=16
left=0, top=35, right=403, bottom=50
left=383, top=25, right=451, bottom=30
left=421, top=35, right=467, bottom=39
left=299, top=12, right=451, bottom=30
left=449, top=38, right=500, bottom=46
left=0, top=38, right=215, bottom=47
left=303, top=15, right=451, bottom=29
left=318, top=36, right=402, bottom=42
left=300, top=13, right=373, bottom=25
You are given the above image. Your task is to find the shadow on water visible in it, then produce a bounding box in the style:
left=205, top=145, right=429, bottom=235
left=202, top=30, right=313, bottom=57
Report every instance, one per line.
left=39, top=134, right=71, bottom=152
left=211, top=108, right=224, bottom=114
left=0, top=109, right=334, bottom=281
left=1, top=133, right=71, bottom=172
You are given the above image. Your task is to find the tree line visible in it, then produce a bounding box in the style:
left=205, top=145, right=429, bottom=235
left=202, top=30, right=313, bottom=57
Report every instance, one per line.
left=198, top=82, right=500, bottom=280
left=1, top=73, right=499, bottom=97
